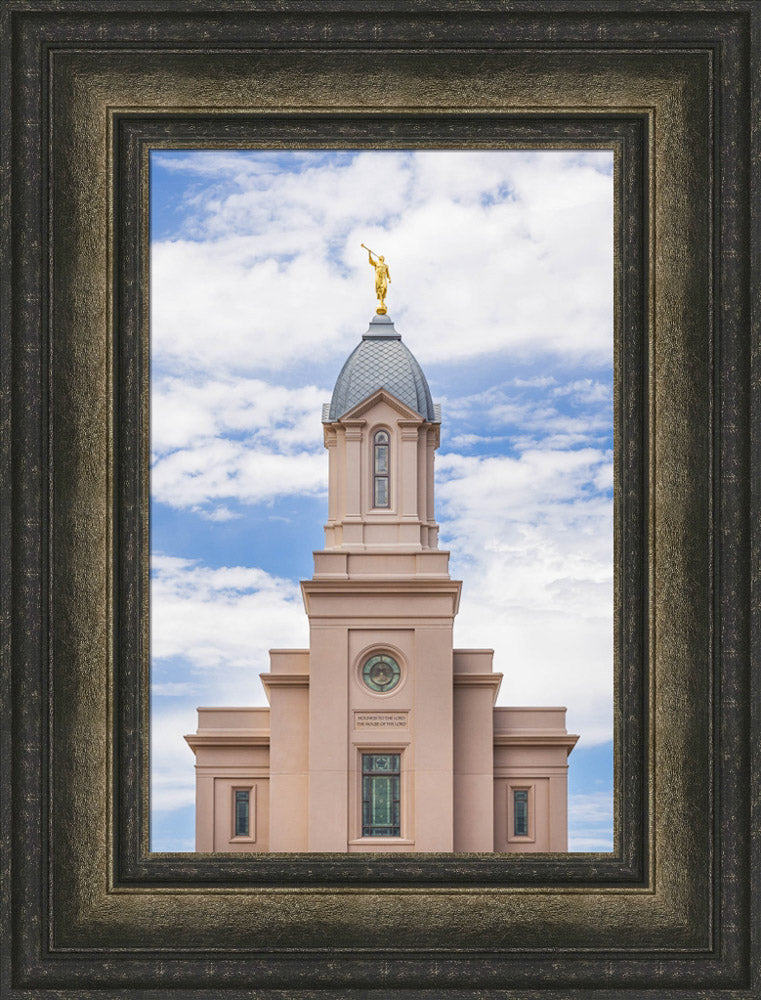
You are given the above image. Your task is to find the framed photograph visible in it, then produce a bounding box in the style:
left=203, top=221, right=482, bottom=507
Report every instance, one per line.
left=147, top=142, right=618, bottom=861
left=2, top=2, right=757, bottom=996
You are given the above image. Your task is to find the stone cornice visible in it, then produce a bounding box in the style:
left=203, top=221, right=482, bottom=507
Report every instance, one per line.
left=259, top=672, right=310, bottom=697
left=302, top=578, right=461, bottom=594
left=453, top=672, right=503, bottom=703
left=301, top=577, right=462, bottom=616
left=184, top=732, right=271, bottom=749
left=493, top=733, right=580, bottom=750
left=453, top=673, right=503, bottom=685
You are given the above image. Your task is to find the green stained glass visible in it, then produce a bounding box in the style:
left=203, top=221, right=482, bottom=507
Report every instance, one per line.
left=235, top=789, right=250, bottom=837
left=514, top=789, right=529, bottom=837
left=362, top=654, right=401, bottom=692
left=362, top=753, right=401, bottom=836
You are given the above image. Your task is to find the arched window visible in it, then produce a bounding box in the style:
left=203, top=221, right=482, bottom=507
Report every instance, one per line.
left=373, top=430, right=390, bottom=507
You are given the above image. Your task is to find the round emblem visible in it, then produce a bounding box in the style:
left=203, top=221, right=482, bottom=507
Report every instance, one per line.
left=362, top=654, right=401, bottom=693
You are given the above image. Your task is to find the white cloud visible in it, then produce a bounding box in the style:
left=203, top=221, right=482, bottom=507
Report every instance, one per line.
left=150, top=150, right=613, bottom=375
left=151, top=377, right=327, bottom=453
left=568, top=835, right=614, bottom=852
left=447, top=432, right=509, bottom=449
left=151, top=239, right=366, bottom=374
left=552, top=378, right=612, bottom=404
left=151, top=555, right=307, bottom=677
left=438, top=447, right=612, bottom=519
left=149, top=555, right=310, bottom=834
left=154, top=150, right=287, bottom=183
left=438, top=448, right=613, bottom=745
left=513, top=375, right=557, bottom=388
left=151, top=706, right=198, bottom=813
left=149, top=149, right=615, bottom=847
left=568, top=790, right=615, bottom=852
left=442, top=380, right=612, bottom=453
left=202, top=505, right=239, bottom=522
left=151, top=681, right=200, bottom=697
left=186, top=150, right=413, bottom=241
left=152, top=438, right=326, bottom=510
left=151, top=377, right=328, bottom=511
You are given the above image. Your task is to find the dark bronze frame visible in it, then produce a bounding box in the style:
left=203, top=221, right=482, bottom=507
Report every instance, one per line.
left=1, top=3, right=757, bottom=996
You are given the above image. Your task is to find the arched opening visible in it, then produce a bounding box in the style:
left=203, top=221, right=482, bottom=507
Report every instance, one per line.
left=373, top=429, right=390, bottom=507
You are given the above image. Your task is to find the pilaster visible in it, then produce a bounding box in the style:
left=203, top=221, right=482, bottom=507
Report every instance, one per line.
left=343, top=420, right=364, bottom=519
left=399, top=420, right=420, bottom=519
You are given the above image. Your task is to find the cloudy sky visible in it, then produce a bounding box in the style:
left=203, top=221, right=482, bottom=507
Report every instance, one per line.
left=150, top=148, right=614, bottom=852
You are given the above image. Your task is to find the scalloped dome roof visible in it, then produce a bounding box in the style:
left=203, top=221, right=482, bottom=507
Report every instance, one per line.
left=326, top=315, right=437, bottom=422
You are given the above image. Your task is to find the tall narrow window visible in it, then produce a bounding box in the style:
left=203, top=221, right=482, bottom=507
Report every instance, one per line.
left=513, top=788, right=529, bottom=837
left=373, top=430, right=389, bottom=508
left=362, top=753, right=400, bottom=836
left=234, top=789, right=250, bottom=837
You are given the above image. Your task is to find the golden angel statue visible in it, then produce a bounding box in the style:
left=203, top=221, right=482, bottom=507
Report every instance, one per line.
left=361, top=244, right=391, bottom=314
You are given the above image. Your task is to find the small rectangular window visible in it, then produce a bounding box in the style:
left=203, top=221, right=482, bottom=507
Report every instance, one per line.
left=374, top=477, right=389, bottom=507
left=374, top=444, right=388, bottom=474
left=362, top=753, right=400, bottom=836
left=234, top=789, right=250, bottom=837
left=513, top=788, right=529, bottom=837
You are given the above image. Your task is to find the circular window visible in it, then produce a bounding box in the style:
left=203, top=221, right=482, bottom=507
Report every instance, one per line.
left=362, top=654, right=401, bottom=693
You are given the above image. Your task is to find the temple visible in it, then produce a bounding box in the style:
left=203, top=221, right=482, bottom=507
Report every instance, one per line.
left=185, top=313, right=578, bottom=852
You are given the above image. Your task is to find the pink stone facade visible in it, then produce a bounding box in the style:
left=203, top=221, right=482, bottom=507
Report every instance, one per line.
left=186, top=320, right=578, bottom=852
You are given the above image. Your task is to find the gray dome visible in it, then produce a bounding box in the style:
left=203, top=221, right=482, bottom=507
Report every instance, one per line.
left=327, top=315, right=437, bottom=422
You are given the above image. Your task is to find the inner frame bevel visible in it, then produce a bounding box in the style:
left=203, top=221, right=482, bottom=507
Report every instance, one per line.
left=110, top=112, right=647, bottom=888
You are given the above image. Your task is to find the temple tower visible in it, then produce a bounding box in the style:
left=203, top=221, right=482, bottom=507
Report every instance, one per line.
left=295, top=314, right=465, bottom=851
left=186, top=313, right=578, bottom=854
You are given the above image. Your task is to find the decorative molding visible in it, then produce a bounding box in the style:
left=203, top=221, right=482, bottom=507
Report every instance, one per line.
left=2, top=2, right=756, bottom=995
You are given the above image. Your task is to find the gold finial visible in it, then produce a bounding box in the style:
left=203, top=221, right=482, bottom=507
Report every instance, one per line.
left=361, top=243, right=391, bottom=315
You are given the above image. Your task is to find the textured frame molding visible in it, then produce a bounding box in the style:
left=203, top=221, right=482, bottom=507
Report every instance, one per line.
left=114, top=110, right=646, bottom=888
left=1, top=3, right=757, bottom=997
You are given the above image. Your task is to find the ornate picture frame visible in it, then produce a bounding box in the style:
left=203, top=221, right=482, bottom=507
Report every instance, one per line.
left=2, top=3, right=757, bottom=995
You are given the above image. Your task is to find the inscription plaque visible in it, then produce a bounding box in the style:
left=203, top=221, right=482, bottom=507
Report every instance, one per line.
left=354, top=711, right=409, bottom=730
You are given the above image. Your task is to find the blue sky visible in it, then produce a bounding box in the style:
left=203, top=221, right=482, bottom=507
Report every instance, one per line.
left=149, top=149, right=614, bottom=852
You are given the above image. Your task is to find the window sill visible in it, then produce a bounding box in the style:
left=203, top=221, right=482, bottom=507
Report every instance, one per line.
left=348, top=837, right=415, bottom=846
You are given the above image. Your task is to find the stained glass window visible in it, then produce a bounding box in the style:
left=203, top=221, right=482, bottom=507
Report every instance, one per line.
left=513, top=788, right=529, bottom=837
left=362, top=753, right=401, bottom=836
left=373, top=430, right=389, bottom=508
left=235, top=789, right=250, bottom=837
left=362, top=653, right=401, bottom=692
